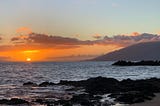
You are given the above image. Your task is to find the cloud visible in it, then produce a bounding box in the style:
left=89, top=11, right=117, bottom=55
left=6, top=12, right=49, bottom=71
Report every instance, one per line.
left=47, top=54, right=99, bottom=62
left=0, top=56, right=11, bottom=61
left=131, top=32, right=140, bottom=36
left=93, top=34, right=102, bottom=39
left=12, top=32, right=94, bottom=46
left=9, top=32, right=160, bottom=50
left=11, top=35, right=28, bottom=41
left=0, top=34, right=3, bottom=40
left=16, top=27, right=32, bottom=34
left=98, top=33, right=160, bottom=46
left=121, top=32, right=140, bottom=36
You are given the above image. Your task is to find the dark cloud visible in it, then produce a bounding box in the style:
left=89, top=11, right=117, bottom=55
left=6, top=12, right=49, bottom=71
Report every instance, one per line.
left=11, top=33, right=94, bottom=46
left=10, top=32, right=160, bottom=49
left=96, top=33, right=160, bottom=46
left=47, top=54, right=98, bottom=62
left=0, top=36, right=2, bottom=40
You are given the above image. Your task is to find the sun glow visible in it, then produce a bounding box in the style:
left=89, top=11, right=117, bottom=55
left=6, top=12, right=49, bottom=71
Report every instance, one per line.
left=26, top=58, right=31, bottom=62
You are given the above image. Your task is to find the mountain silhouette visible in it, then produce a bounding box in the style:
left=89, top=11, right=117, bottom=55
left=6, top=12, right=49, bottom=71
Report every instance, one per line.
left=93, top=41, right=160, bottom=61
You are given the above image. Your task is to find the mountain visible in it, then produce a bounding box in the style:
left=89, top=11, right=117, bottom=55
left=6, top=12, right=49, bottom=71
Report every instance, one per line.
left=92, top=41, right=160, bottom=61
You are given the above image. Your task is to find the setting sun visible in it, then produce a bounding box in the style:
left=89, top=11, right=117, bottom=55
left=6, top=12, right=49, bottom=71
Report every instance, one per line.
left=26, top=58, right=31, bottom=62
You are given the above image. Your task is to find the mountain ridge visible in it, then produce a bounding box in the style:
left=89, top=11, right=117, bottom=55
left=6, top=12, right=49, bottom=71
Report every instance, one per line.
left=92, top=41, right=160, bottom=61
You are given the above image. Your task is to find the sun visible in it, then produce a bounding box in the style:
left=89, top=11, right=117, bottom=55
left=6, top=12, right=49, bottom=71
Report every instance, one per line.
left=26, top=58, right=31, bottom=62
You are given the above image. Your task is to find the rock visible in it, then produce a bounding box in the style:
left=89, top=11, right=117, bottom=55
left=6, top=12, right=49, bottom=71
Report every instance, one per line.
left=34, top=99, right=55, bottom=105
left=0, top=99, right=8, bottom=104
left=59, top=76, right=120, bottom=94
left=0, top=98, right=29, bottom=105
left=84, top=77, right=120, bottom=94
left=112, top=60, right=160, bottom=66
left=54, top=100, right=71, bottom=106
left=39, top=81, right=55, bottom=87
left=71, top=94, right=100, bottom=106
left=109, top=91, right=155, bottom=104
left=23, top=82, right=37, bottom=86
left=23, top=77, right=160, bottom=105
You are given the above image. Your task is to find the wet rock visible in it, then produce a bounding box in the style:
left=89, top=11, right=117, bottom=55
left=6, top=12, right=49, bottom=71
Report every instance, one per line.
left=23, top=82, right=37, bottom=86
left=54, top=100, right=71, bottom=106
left=57, top=76, right=160, bottom=104
left=84, top=77, right=120, bottom=94
left=109, top=91, right=155, bottom=104
left=59, top=76, right=120, bottom=94
left=34, top=99, right=55, bottom=105
left=70, top=94, right=100, bottom=106
left=39, top=81, right=56, bottom=87
left=22, top=77, right=160, bottom=105
left=120, top=78, right=160, bottom=92
left=34, top=99, right=43, bottom=104
left=0, top=98, right=29, bottom=105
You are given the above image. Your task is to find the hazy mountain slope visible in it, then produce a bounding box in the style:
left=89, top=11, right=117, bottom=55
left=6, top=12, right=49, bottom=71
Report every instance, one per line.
left=93, top=41, right=160, bottom=61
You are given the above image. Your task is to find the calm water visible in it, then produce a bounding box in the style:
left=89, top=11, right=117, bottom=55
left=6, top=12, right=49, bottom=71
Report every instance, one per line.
left=0, top=61, right=160, bottom=105
left=0, top=61, right=160, bottom=85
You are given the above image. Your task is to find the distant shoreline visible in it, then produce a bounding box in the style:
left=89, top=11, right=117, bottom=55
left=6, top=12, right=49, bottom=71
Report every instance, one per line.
left=112, top=60, right=160, bottom=66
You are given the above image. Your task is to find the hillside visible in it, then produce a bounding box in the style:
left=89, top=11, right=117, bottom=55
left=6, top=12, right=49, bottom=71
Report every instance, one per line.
left=93, top=41, right=160, bottom=61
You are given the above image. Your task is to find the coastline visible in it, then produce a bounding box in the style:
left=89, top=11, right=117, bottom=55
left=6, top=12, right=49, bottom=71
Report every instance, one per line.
left=1, top=76, right=160, bottom=105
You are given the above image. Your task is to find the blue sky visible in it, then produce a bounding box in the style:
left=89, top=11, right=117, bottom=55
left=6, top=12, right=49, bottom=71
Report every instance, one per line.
left=1, top=0, right=160, bottom=40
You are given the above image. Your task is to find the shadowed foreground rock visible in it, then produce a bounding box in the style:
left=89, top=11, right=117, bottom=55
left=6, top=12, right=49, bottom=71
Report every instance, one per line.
left=57, top=77, right=160, bottom=104
left=15, top=77, right=160, bottom=105
left=0, top=98, right=29, bottom=105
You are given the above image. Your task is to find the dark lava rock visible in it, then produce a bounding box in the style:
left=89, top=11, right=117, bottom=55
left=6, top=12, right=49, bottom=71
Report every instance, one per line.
left=109, top=91, right=155, bottom=104
left=34, top=99, right=55, bottom=105
left=70, top=94, right=101, bottom=106
left=112, top=60, right=160, bottom=66
left=39, top=81, right=56, bottom=87
left=25, top=77, right=160, bottom=105
left=120, top=78, right=160, bottom=92
left=23, top=82, right=37, bottom=86
left=54, top=100, right=71, bottom=106
left=57, top=76, right=160, bottom=104
left=60, top=76, right=120, bottom=94
left=84, top=77, right=120, bottom=94
left=0, top=98, right=29, bottom=105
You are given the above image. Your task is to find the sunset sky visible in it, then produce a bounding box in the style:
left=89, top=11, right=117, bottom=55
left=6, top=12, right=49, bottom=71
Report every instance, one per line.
left=0, top=0, right=160, bottom=61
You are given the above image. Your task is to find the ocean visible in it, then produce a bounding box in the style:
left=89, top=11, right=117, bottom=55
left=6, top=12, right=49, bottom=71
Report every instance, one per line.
left=0, top=61, right=160, bottom=85
left=0, top=61, right=160, bottom=105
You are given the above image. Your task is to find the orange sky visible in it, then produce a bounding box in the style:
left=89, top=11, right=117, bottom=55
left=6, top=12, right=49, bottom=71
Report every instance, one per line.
left=0, top=27, right=160, bottom=62
left=0, top=44, right=122, bottom=62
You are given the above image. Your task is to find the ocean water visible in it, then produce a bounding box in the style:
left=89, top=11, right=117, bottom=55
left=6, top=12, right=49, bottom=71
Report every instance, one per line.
left=0, top=61, right=160, bottom=85
left=0, top=61, right=160, bottom=105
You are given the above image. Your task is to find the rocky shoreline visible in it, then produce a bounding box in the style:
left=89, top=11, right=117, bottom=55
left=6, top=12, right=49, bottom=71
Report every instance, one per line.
left=112, top=60, right=160, bottom=66
left=1, top=76, right=160, bottom=105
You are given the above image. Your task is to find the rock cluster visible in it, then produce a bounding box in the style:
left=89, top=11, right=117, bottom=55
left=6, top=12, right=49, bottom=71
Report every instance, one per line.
left=1, top=77, right=160, bottom=105
left=112, top=60, right=160, bottom=66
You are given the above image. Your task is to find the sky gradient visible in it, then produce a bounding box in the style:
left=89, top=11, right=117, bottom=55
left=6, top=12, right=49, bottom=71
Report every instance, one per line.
left=0, top=0, right=160, bottom=61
